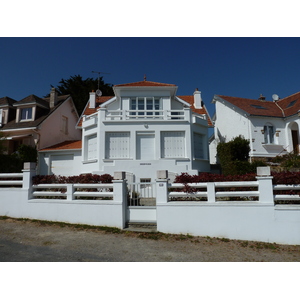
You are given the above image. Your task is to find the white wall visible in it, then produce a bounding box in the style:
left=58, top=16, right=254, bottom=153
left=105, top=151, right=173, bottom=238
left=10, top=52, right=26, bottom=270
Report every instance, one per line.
left=39, top=150, right=82, bottom=175
left=156, top=202, right=300, bottom=245
left=0, top=188, right=125, bottom=228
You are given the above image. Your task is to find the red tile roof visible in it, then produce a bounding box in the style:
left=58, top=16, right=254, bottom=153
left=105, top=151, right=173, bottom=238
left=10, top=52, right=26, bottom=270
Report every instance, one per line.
left=114, top=80, right=176, bottom=87
left=77, top=96, right=112, bottom=127
left=178, top=95, right=213, bottom=126
left=217, top=95, right=284, bottom=117
left=216, top=92, right=300, bottom=118
left=40, top=140, right=82, bottom=151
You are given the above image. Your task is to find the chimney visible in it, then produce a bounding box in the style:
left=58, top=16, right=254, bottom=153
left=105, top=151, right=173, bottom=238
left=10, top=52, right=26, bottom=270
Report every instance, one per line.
left=258, top=94, right=266, bottom=101
left=50, top=87, right=58, bottom=108
left=193, top=88, right=202, bottom=109
left=89, top=90, right=96, bottom=109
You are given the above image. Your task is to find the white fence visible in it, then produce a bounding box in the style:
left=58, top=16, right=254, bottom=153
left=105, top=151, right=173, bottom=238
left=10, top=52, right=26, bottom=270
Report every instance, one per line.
left=1, top=165, right=300, bottom=245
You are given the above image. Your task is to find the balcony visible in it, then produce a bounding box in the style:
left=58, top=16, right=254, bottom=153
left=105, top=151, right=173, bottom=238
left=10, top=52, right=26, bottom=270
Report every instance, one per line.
left=103, top=109, right=191, bottom=121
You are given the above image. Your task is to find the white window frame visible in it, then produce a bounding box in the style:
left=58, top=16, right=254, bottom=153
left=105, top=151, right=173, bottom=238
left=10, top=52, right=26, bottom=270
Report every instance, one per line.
left=194, top=132, right=204, bottom=159
left=130, top=97, right=162, bottom=116
left=61, top=115, right=68, bottom=134
left=264, top=124, right=275, bottom=144
left=84, top=134, right=98, bottom=162
left=20, top=107, right=33, bottom=121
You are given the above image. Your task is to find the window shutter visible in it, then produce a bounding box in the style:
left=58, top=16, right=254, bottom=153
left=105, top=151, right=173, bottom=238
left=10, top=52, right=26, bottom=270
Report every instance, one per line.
left=161, top=132, right=185, bottom=158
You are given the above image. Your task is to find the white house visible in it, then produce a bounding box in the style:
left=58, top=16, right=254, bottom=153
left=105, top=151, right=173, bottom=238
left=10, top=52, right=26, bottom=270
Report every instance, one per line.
left=0, top=88, right=81, bottom=154
left=210, top=92, right=300, bottom=163
left=39, top=79, right=213, bottom=181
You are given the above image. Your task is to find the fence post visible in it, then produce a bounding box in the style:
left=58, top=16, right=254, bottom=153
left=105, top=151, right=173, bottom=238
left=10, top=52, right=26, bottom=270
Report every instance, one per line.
left=207, top=182, right=216, bottom=203
left=156, top=170, right=169, bottom=204
left=256, top=167, right=274, bottom=204
left=66, top=184, right=74, bottom=201
left=22, top=162, right=36, bottom=198
left=113, top=172, right=127, bottom=229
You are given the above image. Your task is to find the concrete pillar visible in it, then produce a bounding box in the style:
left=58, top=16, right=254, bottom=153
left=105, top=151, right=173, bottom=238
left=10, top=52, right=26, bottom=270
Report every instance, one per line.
left=256, top=167, right=274, bottom=204
left=156, top=179, right=169, bottom=204
left=22, top=162, right=36, bottom=198
left=207, top=182, right=216, bottom=203
left=113, top=172, right=127, bottom=228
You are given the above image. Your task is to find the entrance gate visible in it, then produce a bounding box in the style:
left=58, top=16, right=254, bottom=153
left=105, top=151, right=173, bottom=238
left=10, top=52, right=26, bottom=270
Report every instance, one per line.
left=126, top=179, right=157, bottom=224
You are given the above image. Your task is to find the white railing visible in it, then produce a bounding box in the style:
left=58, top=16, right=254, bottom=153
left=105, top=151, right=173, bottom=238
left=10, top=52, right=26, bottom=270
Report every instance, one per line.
left=169, top=181, right=259, bottom=202
left=32, top=183, right=113, bottom=201
left=0, top=173, right=23, bottom=187
left=273, top=184, right=300, bottom=203
left=127, top=182, right=156, bottom=206
left=103, top=110, right=189, bottom=121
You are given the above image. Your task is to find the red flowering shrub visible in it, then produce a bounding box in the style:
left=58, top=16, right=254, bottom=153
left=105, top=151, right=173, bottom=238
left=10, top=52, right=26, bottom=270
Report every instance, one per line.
left=32, top=173, right=113, bottom=185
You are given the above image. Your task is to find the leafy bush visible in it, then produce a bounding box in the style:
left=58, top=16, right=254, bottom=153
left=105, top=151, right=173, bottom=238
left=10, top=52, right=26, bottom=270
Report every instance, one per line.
left=14, top=144, right=37, bottom=163
left=271, top=153, right=300, bottom=169
left=217, top=135, right=266, bottom=175
left=0, top=154, right=23, bottom=173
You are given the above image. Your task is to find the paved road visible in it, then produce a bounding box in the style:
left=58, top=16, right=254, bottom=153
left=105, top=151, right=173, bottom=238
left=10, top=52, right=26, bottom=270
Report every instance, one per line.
left=1, top=218, right=300, bottom=262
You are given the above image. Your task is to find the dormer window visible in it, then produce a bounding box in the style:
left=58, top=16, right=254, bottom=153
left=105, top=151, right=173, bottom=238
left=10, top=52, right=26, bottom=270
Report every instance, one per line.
left=130, top=97, right=161, bottom=116
left=20, top=107, right=33, bottom=121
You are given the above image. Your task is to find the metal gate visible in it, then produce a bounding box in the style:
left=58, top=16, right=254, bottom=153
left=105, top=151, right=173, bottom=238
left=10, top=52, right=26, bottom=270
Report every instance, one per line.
left=125, top=174, right=156, bottom=223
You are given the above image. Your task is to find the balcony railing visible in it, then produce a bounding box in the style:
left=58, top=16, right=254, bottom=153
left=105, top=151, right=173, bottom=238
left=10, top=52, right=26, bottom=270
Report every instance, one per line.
left=104, top=110, right=190, bottom=121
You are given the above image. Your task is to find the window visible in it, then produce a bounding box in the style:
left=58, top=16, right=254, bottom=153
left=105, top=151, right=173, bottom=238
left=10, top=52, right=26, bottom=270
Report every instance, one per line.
left=250, top=104, right=267, bottom=110
left=161, top=131, right=185, bottom=158
left=130, top=97, right=161, bottom=116
left=264, top=124, right=274, bottom=144
left=20, top=107, right=32, bottom=120
left=61, top=116, right=68, bottom=134
left=0, top=109, right=3, bottom=126
left=194, top=133, right=204, bottom=159
left=105, top=132, right=130, bottom=159
left=85, top=134, right=97, bottom=161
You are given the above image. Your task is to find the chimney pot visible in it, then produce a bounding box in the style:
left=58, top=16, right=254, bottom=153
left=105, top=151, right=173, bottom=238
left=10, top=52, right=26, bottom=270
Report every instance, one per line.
left=89, top=91, right=96, bottom=109
left=50, top=87, right=58, bottom=108
left=193, top=89, right=202, bottom=109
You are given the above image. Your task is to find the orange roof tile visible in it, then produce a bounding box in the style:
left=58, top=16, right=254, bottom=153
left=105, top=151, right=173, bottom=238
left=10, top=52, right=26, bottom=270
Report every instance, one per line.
left=40, top=140, right=82, bottom=151
left=217, top=95, right=284, bottom=117
left=178, top=95, right=213, bottom=126
left=77, top=96, right=112, bottom=127
left=217, top=92, right=300, bottom=118
left=114, top=80, right=176, bottom=87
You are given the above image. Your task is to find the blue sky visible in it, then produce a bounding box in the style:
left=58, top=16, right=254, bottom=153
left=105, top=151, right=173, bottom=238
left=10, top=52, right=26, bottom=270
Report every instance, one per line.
left=1, top=37, right=300, bottom=119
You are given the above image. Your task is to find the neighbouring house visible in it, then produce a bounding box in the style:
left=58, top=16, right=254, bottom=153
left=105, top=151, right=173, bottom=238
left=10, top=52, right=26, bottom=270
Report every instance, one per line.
left=39, top=79, right=213, bottom=181
left=0, top=88, right=81, bottom=155
left=210, top=92, right=300, bottom=164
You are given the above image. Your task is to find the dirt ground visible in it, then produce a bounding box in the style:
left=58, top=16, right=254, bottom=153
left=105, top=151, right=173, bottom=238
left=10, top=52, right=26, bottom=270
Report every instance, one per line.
left=0, top=217, right=300, bottom=262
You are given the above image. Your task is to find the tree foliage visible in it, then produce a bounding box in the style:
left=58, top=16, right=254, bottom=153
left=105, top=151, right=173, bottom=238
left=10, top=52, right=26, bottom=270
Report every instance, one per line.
left=48, top=75, right=114, bottom=115
left=217, top=135, right=265, bottom=175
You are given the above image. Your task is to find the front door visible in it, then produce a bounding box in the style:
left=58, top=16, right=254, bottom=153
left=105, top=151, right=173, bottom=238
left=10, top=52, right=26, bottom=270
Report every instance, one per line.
left=292, top=130, right=299, bottom=154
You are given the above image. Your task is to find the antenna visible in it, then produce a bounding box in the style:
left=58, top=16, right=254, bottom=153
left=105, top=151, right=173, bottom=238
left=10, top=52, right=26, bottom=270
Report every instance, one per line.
left=272, top=94, right=279, bottom=102
left=92, top=71, right=110, bottom=96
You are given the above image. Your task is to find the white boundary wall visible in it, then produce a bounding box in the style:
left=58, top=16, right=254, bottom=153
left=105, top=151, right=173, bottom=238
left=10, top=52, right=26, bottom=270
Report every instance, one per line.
left=1, top=165, right=300, bottom=245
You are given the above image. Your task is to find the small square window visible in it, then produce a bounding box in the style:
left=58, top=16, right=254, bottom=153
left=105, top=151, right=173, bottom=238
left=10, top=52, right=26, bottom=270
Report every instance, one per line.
left=20, top=108, right=32, bottom=120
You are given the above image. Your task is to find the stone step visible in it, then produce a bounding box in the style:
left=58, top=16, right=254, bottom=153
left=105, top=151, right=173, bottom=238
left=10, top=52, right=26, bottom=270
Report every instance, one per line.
left=124, top=222, right=157, bottom=233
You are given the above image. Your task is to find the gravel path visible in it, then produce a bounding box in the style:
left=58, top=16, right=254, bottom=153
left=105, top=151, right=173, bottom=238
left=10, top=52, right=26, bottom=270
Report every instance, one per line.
left=0, top=217, right=300, bottom=262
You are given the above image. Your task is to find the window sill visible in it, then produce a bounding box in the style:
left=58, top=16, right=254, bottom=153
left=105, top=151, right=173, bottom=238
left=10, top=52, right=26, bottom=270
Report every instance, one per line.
left=82, top=159, right=98, bottom=164
left=103, top=158, right=133, bottom=161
